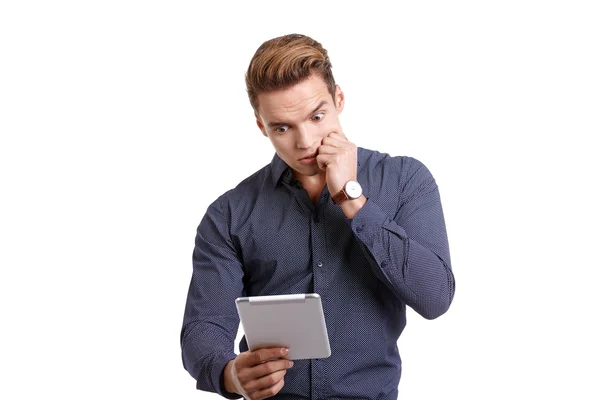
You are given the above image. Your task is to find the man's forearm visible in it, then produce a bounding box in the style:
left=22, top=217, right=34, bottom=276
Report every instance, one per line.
left=347, top=197, right=454, bottom=319
left=339, top=194, right=367, bottom=219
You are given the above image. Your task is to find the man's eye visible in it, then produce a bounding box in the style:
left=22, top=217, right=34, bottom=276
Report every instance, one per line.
left=312, top=112, right=324, bottom=121
left=275, top=125, right=289, bottom=133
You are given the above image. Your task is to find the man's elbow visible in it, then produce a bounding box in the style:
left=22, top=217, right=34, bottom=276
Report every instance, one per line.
left=421, top=268, right=455, bottom=320
left=419, top=299, right=451, bottom=320
left=417, top=289, right=454, bottom=320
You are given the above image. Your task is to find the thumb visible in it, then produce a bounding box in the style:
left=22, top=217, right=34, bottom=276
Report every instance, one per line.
left=316, top=156, right=327, bottom=171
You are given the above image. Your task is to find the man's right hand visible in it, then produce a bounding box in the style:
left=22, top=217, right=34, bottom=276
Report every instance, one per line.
left=223, top=347, right=294, bottom=400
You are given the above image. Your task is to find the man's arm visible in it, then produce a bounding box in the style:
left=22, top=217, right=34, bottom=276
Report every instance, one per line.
left=180, top=196, right=243, bottom=399
left=344, top=157, right=455, bottom=320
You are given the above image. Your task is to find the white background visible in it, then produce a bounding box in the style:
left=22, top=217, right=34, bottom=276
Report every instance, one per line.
left=1, top=1, right=599, bottom=399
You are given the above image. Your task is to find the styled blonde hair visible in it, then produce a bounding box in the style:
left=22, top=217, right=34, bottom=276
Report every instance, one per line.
left=245, top=34, right=336, bottom=115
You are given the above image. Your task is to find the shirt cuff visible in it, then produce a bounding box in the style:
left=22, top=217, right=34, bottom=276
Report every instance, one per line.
left=346, top=198, right=407, bottom=247
left=199, top=352, right=241, bottom=399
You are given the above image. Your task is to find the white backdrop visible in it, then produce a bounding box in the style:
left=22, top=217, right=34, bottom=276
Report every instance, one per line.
left=1, top=1, right=599, bottom=399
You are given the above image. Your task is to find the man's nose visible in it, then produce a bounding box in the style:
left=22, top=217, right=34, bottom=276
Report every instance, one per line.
left=295, top=124, right=315, bottom=149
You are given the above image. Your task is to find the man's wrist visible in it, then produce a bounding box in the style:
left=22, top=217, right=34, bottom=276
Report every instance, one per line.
left=339, top=194, right=367, bottom=219
left=223, top=360, right=239, bottom=395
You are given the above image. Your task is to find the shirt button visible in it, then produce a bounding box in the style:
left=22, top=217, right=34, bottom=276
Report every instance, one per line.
left=356, top=225, right=364, bottom=233
left=317, top=261, right=323, bottom=268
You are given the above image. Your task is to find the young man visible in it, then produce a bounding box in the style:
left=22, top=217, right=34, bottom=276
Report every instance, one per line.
left=181, top=34, right=455, bottom=400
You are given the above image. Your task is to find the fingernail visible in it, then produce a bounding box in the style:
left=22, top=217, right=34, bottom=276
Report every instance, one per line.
left=289, top=361, right=294, bottom=367
left=281, top=348, right=289, bottom=355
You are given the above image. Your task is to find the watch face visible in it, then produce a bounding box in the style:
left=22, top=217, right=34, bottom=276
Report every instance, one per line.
left=345, top=180, right=362, bottom=199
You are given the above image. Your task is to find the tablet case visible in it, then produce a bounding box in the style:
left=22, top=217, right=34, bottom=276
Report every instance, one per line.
left=235, top=293, right=331, bottom=360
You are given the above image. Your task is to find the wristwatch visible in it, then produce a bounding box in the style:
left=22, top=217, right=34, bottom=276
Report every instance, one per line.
left=332, top=180, right=363, bottom=205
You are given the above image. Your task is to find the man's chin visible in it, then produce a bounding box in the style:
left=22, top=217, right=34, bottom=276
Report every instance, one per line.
left=292, top=164, right=323, bottom=178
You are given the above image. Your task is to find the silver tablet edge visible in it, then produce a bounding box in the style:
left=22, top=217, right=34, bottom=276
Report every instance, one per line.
left=235, top=293, right=321, bottom=305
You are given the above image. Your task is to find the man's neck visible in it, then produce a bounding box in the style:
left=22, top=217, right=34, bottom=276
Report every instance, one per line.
left=293, top=170, right=327, bottom=204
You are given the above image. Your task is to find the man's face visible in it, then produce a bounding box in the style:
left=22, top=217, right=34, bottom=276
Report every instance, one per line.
left=255, top=74, right=345, bottom=178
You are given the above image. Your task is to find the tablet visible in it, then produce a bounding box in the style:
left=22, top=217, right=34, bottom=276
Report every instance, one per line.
left=235, top=293, right=331, bottom=360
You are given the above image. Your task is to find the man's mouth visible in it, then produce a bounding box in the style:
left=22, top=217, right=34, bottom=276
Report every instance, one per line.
left=299, top=151, right=318, bottom=161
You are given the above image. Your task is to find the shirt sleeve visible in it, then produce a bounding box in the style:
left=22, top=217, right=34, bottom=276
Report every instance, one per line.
left=180, top=196, right=243, bottom=399
left=347, top=157, right=455, bottom=319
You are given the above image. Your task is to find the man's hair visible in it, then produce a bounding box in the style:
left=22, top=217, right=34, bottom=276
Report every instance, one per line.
left=245, top=33, right=336, bottom=116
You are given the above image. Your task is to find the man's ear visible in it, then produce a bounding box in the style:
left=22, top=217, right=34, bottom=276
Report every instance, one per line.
left=334, top=85, right=345, bottom=114
left=255, top=115, right=268, bottom=137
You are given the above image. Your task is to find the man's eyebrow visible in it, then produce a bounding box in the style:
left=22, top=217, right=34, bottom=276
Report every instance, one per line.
left=266, top=100, right=329, bottom=129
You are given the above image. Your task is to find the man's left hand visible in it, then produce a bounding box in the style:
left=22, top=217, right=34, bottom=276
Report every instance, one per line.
left=316, top=131, right=357, bottom=196
left=316, top=131, right=367, bottom=218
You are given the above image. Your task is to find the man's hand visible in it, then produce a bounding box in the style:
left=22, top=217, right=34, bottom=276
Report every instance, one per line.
left=223, top=347, right=294, bottom=400
left=316, top=131, right=358, bottom=196
left=316, top=131, right=366, bottom=218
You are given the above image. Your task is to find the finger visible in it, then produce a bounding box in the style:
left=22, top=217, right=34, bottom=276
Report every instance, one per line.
left=249, top=376, right=285, bottom=400
left=326, top=131, right=347, bottom=141
left=247, top=348, right=288, bottom=367
left=242, top=359, right=293, bottom=382
left=316, top=153, right=332, bottom=171
left=316, top=144, right=338, bottom=155
left=320, top=137, right=345, bottom=149
left=321, top=135, right=347, bottom=148
left=242, top=368, right=287, bottom=393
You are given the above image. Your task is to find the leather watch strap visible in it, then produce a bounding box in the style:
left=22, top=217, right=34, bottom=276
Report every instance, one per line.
left=331, top=189, right=348, bottom=205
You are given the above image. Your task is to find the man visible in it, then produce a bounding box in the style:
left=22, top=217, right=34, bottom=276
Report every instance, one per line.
left=181, top=33, right=455, bottom=400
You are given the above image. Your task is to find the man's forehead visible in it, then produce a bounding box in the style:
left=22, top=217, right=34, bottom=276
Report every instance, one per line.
left=265, top=93, right=328, bottom=113
left=260, top=97, right=330, bottom=127
left=258, top=75, right=332, bottom=118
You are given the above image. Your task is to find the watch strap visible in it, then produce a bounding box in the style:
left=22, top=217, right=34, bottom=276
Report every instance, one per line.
left=332, top=189, right=349, bottom=205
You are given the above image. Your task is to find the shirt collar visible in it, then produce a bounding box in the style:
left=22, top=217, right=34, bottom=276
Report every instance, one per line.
left=270, top=152, right=290, bottom=186
left=270, top=148, right=364, bottom=187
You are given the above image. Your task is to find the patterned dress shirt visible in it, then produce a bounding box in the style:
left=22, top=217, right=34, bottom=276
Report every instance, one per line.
left=181, top=147, right=455, bottom=399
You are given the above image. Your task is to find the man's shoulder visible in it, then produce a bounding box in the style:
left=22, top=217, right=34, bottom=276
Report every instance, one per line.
left=209, top=162, right=273, bottom=211
left=235, top=162, right=272, bottom=190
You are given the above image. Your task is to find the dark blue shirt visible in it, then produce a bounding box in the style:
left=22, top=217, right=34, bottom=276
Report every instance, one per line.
left=181, top=147, right=455, bottom=399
